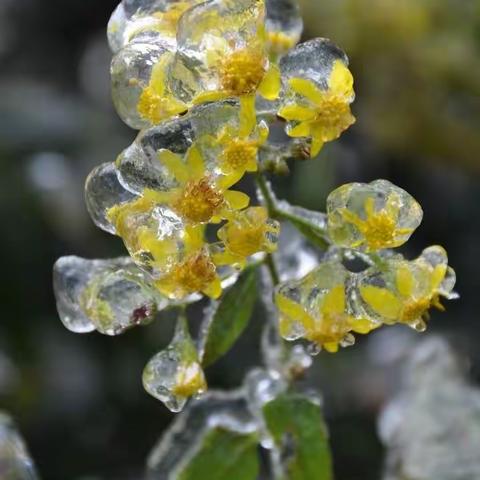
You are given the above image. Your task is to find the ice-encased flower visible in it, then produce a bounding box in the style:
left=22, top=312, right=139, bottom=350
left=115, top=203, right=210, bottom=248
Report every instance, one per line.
left=278, top=38, right=356, bottom=157
left=169, top=0, right=280, bottom=106
left=143, top=315, right=207, bottom=412
left=275, top=260, right=378, bottom=353
left=327, top=179, right=423, bottom=252
left=53, top=256, right=167, bottom=335
left=115, top=101, right=268, bottom=193
left=357, top=246, right=457, bottom=332
left=214, top=206, right=280, bottom=267
left=108, top=0, right=201, bottom=53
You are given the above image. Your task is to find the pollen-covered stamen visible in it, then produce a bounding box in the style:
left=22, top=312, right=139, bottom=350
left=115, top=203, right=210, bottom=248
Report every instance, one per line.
left=313, top=95, right=354, bottom=131
left=400, top=297, right=431, bottom=323
left=171, top=251, right=217, bottom=293
left=172, top=177, right=225, bottom=223
left=222, top=140, right=258, bottom=170
left=219, top=49, right=267, bottom=96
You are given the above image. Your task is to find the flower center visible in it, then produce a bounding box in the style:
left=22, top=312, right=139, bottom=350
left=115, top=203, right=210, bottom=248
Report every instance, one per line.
left=314, top=95, right=354, bottom=133
left=401, top=297, right=431, bottom=324
left=219, top=49, right=267, bottom=96
left=222, top=140, right=258, bottom=170
left=173, top=177, right=224, bottom=223
left=172, top=251, right=217, bottom=294
left=138, top=87, right=186, bottom=124
left=360, top=212, right=397, bottom=251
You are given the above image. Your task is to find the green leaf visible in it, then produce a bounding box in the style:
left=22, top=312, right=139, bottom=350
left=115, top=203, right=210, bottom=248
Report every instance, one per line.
left=263, top=393, right=334, bottom=480
left=275, top=201, right=330, bottom=250
left=201, top=268, right=258, bottom=367
left=177, top=428, right=259, bottom=480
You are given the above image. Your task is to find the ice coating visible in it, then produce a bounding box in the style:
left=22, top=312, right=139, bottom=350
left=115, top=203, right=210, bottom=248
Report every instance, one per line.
left=53, top=256, right=165, bottom=335
left=85, top=162, right=138, bottom=235
left=146, top=389, right=257, bottom=478
left=327, top=179, right=423, bottom=252
left=143, top=315, right=207, bottom=412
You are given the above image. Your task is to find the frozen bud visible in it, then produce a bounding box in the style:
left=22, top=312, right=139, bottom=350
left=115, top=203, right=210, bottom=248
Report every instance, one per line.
left=265, top=0, right=303, bottom=60
left=143, top=315, right=207, bottom=412
left=327, top=179, right=423, bottom=252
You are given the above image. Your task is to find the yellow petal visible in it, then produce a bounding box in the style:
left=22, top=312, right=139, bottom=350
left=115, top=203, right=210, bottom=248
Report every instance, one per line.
left=321, top=285, right=345, bottom=315
left=287, top=122, right=311, bottom=138
left=211, top=249, right=242, bottom=266
left=185, top=144, right=205, bottom=178
left=396, top=264, right=415, bottom=297
left=329, top=60, right=354, bottom=98
left=430, top=264, right=447, bottom=290
left=224, top=190, right=250, bottom=210
left=158, top=150, right=190, bottom=183
left=288, top=77, right=324, bottom=104
left=149, top=54, right=171, bottom=96
left=239, top=95, right=257, bottom=137
left=360, top=285, right=403, bottom=320
left=278, top=105, right=317, bottom=122
left=257, top=63, right=281, bottom=101
left=323, top=342, right=339, bottom=353
left=350, top=318, right=379, bottom=334
left=217, top=170, right=244, bottom=190
left=310, top=129, right=325, bottom=157
left=192, top=90, right=229, bottom=105
left=184, top=225, right=205, bottom=251
left=276, top=294, right=315, bottom=333
left=202, top=275, right=222, bottom=299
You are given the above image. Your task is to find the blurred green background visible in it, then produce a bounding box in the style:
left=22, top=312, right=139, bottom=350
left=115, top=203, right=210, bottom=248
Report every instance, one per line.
left=0, top=0, right=479, bottom=478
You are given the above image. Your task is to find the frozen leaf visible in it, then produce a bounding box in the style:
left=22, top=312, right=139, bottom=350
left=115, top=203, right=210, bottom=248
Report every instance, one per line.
left=201, top=267, right=258, bottom=367
left=147, top=390, right=257, bottom=479
left=176, top=428, right=259, bottom=480
left=53, top=256, right=166, bottom=335
left=263, top=393, right=333, bottom=480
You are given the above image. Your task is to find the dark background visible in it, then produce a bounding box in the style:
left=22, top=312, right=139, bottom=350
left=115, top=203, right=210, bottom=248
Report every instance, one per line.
left=0, top=0, right=479, bottom=478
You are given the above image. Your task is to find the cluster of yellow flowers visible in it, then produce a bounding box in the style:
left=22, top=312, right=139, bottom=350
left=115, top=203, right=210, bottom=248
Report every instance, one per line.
left=102, top=0, right=359, bottom=303
left=54, top=0, right=456, bottom=412
left=275, top=180, right=457, bottom=353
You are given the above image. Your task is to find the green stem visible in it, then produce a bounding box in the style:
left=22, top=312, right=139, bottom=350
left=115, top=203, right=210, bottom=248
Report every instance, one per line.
left=265, top=253, right=280, bottom=286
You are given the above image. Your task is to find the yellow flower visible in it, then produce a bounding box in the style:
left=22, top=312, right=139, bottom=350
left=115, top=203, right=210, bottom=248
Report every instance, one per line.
left=108, top=192, right=224, bottom=299
left=359, top=246, right=456, bottom=331
left=152, top=144, right=250, bottom=224
left=327, top=180, right=423, bottom=252
left=214, top=207, right=280, bottom=266
left=137, top=53, right=188, bottom=124
left=207, top=96, right=269, bottom=177
left=150, top=1, right=194, bottom=40
left=278, top=59, right=356, bottom=157
left=275, top=262, right=378, bottom=353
